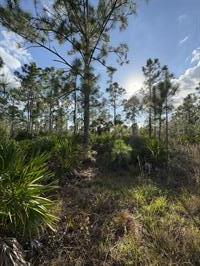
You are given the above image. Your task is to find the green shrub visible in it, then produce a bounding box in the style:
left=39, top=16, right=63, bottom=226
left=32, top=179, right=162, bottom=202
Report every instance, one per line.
left=15, top=130, right=33, bottom=141
left=111, top=139, right=132, bottom=169
left=144, top=137, right=167, bottom=166
left=129, top=136, right=147, bottom=162
left=90, top=132, right=114, bottom=155
left=0, top=138, right=19, bottom=170
left=52, top=137, right=82, bottom=176
left=19, top=136, right=56, bottom=159
left=0, top=138, right=57, bottom=240
left=112, top=125, right=130, bottom=139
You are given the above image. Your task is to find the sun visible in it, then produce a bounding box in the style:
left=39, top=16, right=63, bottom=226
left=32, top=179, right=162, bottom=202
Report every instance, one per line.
left=121, top=74, right=144, bottom=98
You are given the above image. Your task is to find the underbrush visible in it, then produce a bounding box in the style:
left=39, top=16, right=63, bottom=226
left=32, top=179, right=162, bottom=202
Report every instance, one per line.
left=36, top=174, right=200, bottom=266
left=0, top=134, right=81, bottom=265
left=1, top=129, right=200, bottom=265
left=0, top=137, right=58, bottom=241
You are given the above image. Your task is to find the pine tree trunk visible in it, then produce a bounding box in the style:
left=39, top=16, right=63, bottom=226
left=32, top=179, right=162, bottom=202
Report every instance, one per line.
left=30, top=97, right=33, bottom=136
left=73, top=82, right=77, bottom=135
left=27, top=97, right=31, bottom=134
left=114, top=101, right=116, bottom=126
left=158, top=113, right=162, bottom=142
left=83, top=62, right=90, bottom=151
left=149, top=83, right=152, bottom=138
left=165, top=98, right=169, bottom=165
left=153, top=88, right=157, bottom=138
left=49, top=104, right=52, bottom=132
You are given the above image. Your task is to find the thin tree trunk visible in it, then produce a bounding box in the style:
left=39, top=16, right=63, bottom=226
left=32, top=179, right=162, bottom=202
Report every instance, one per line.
left=83, top=62, right=90, bottom=151
left=49, top=103, right=52, bottom=132
left=149, top=82, right=152, bottom=138
left=10, top=105, right=14, bottom=138
left=153, top=87, right=157, bottom=138
left=73, top=77, right=77, bottom=135
left=30, top=97, right=33, bottom=136
left=113, top=100, right=116, bottom=126
left=158, top=113, right=162, bottom=142
left=27, top=97, right=31, bottom=133
left=83, top=0, right=90, bottom=152
left=165, top=101, right=169, bottom=158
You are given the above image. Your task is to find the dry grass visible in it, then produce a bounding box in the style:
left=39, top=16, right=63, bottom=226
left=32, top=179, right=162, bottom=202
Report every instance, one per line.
left=31, top=162, right=200, bottom=266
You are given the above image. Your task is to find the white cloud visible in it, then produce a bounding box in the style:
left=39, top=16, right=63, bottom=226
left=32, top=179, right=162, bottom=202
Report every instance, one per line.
left=0, top=47, right=21, bottom=69
left=0, top=30, right=32, bottom=65
left=191, top=47, right=200, bottom=63
left=179, top=36, right=189, bottom=45
left=0, top=65, right=20, bottom=88
left=0, top=29, right=32, bottom=89
left=174, top=48, right=200, bottom=105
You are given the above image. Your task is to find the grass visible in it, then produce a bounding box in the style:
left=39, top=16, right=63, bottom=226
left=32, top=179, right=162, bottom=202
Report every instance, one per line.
left=35, top=173, right=200, bottom=266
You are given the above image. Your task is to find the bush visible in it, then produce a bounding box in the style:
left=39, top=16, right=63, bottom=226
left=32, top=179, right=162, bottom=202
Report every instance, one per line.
left=0, top=138, right=57, bottom=240
left=52, top=137, right=82, bottom=177
left=15, top=130, right=33, bottom=141
left=144, top=137, right=167, bottom=167
left=90, top=132, right=114, bottom=155
left=129, top=136, right=147, bottom=162
left=111, top=139, right=132, bottom=168
left=20, top=136, right=56, bottom=159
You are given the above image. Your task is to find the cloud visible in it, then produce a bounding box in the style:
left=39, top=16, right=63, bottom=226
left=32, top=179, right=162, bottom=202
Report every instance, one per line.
left=174, top=47, right=200, bottom=105
left=179, top=36, right=189, bottom=45
left=191, top=47, right=200, bottom=63
left=0, top=47, right=21, bottom=69
left=0, top=29, right=32, bottom=89
left=0, top=65, right=20, bottom=88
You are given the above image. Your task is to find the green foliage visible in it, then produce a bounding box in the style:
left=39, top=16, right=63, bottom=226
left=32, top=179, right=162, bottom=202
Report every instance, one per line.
left=52, top=137, right=82, bottom=176
left=144, top=137, right=167, bottom=165
left=90, top=132, right=114, bottom=168
left=91, top=132, right=114, bottom=153
left=178, top=134, right=200, bottom=144
left=91, top=133, right=132, bottom=169
left=0, top=138, right=57, bottom=240
left=143, top=196, right=168, bottom=216
left=15, top=130, right=33, bottom=141
left=129, top=136, right=147, bottom=162
left=111, top=139, right=132, bottom=167
left=130, top=184, right=162, bottom=206
left=112, top=125, right=130, bottom=139
left=20, top=136, right=55, bottom=159
left=0, top=138, right=19, bottom=170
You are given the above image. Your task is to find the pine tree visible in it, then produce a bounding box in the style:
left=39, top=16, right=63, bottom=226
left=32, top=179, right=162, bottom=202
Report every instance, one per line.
left=106, top=82, right=126, bottom=126
left=0, top=0, right=136, bottom=150
left=142, top=58, right=161, bottom=138
left=124, top=95, right=140, bottom=135
left=14, top=63, right=42, bottom=135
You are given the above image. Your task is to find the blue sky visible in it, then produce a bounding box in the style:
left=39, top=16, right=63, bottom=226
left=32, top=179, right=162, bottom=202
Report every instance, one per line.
left=113, top=0, right=200, bottom=97
left=0, top=0, right=200, bottom=104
